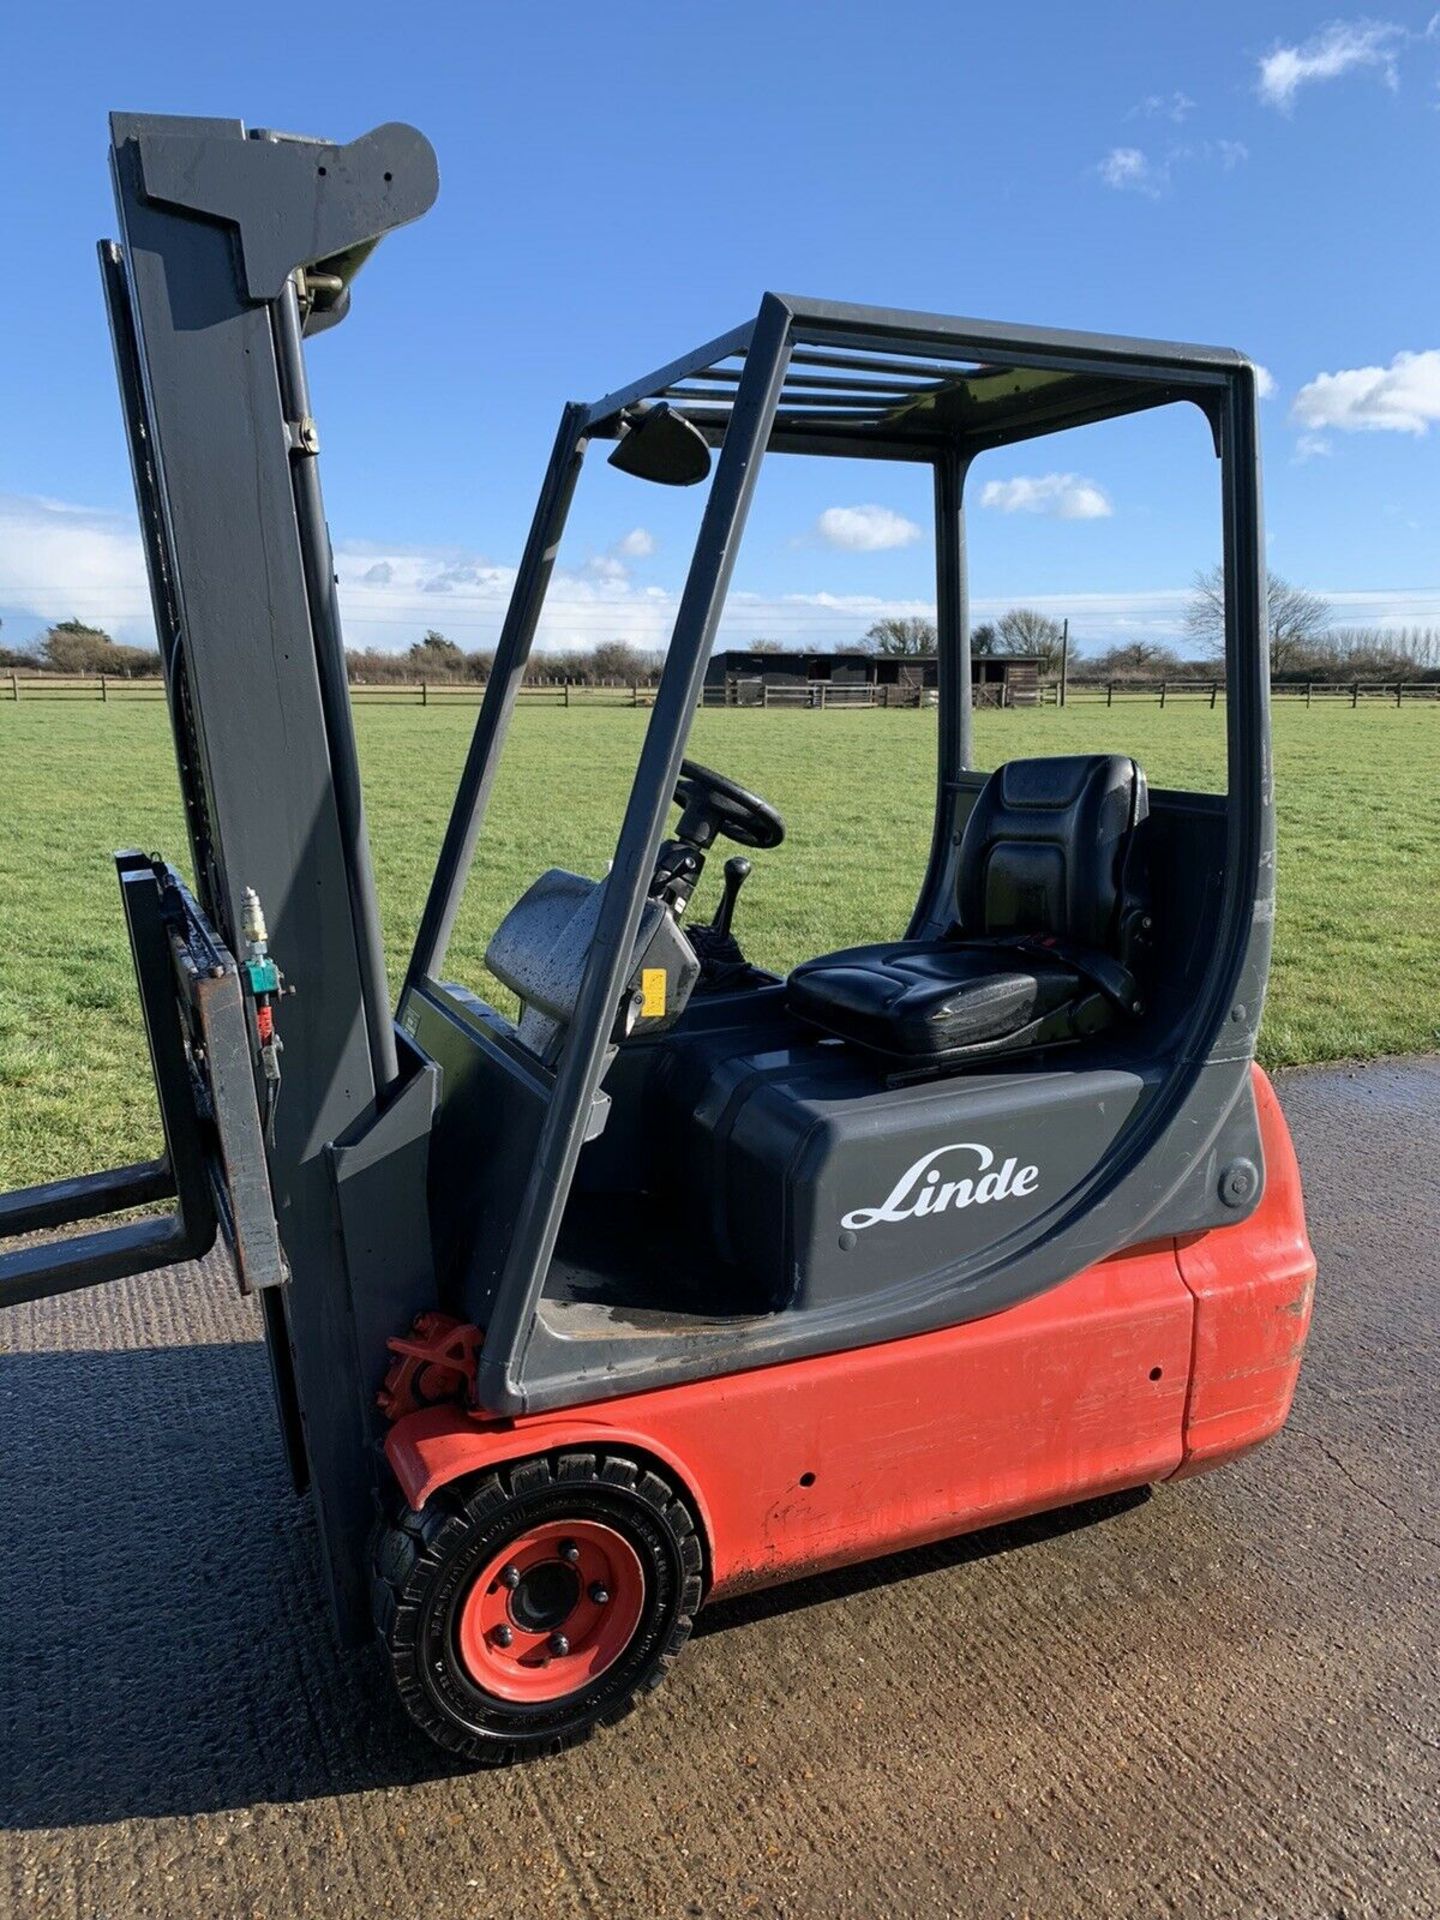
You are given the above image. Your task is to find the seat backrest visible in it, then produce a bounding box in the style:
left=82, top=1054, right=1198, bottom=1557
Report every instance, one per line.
left=956, top=754, right=1148, bottom=950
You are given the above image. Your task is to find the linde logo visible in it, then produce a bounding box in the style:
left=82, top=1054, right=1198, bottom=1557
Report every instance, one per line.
left=841, top=1142, right=1040, bottom=1233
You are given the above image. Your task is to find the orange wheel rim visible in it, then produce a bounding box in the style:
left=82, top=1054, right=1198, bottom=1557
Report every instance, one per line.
left=456, top=1518, right=647, bottom=1704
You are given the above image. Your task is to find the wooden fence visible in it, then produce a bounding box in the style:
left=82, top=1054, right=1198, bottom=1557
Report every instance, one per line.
left=1056, top=678, right=1439, bottom=708
left=7, top=670, right=1436, bottom=711
left=347, top=679, right=657, bottom=708
left=700, top=678, right=937, bottom=709
left=4, top=672, right=168, bottom=701
left=2, top=673, right=657, bottom=708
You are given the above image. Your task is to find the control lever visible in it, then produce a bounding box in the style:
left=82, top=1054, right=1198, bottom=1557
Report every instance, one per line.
left=687, top=855, right=753, bottom=984
left=711, top=857, right=752, bottom=940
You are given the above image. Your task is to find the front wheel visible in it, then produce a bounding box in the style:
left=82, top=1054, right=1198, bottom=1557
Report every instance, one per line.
left=373, top=1451, right=703, bottom=1765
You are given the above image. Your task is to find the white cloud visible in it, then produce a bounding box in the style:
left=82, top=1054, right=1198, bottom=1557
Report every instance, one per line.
left=1294, top=433, right=1333, bottom=462
left=6, top=491, right=1439, bottom=663
left=978, top=473, right=1114, bottom=520
left=1292, top=348, right=1440, bottom=435
left=1254, top=364, right=1277, bottom=399
left=0, top=494, right=147, bottom=640
left=1099, top=146, right=1163, bottom=196
left=331, top=539, right=681, bottom=652
left=1257, top=19, right=1405, bottom=110
left=0, top=493, right=681, bottom=656
left=1099, top=137, right=1249, bottom=197
left=576, top=526, right=657, bottom=586
left=728, top=584, right=1440, bottom=646
left=1135, top=90, right=1196, bottom=122
left=813, top=504, right=923, bottom=551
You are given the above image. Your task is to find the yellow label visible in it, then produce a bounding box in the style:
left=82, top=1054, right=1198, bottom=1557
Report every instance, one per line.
left=641, top=968, right=667, bottom=1019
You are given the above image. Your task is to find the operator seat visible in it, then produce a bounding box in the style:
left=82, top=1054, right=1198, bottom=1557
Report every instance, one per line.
left=786, top=754, right=1149, bottom=1067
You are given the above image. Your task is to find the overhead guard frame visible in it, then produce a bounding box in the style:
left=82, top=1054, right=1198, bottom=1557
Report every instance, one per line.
left=402, top=291, right=1269, bottom=1419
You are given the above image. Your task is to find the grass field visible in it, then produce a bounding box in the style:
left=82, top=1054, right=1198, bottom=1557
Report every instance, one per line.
left=1, top=699, right=1436, bottom=1191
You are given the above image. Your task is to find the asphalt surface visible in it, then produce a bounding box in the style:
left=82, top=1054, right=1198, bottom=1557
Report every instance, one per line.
left=2, top=1057, right=1437, bottom=1920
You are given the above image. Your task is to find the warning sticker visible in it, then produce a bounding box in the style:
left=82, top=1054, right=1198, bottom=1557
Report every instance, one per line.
left=641, top=968, right=667, bottom=1018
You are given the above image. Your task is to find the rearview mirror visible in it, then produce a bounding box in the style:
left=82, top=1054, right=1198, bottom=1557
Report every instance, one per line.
left=606, top=402, right=712, bottom=486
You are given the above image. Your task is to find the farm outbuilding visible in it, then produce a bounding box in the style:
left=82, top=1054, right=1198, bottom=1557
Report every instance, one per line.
left=705, top=649, right=1041, bottom=707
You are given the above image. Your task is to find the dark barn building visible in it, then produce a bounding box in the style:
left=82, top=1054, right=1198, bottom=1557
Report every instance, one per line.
left=705, top=650, right=1041, bottom=707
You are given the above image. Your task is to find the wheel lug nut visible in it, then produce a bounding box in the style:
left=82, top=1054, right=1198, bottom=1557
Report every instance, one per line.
left=588, top=1583, right=610, bottom=1605
left=500, top=1564, right=521, bottom=1589
left=548, top=1632, right=571, bottom=1656
left=493, top=1625, right=514, bottom=1648
left=559, top=1540, right=580, bottom=1565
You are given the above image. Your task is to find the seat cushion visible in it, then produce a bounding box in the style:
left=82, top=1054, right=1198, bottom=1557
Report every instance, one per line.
left=787, top=939, right=1084, bottom=1061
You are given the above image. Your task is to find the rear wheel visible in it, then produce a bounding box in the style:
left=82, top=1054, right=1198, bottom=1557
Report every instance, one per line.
left=373, top=1452, right=702, bottom=1765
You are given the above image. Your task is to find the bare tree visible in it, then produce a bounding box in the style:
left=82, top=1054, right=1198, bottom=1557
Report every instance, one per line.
left=864, top=615, right=937, bottom=657
left=995, top=607, right=1066, bottom=676
left=1090, top=640, right=1184, bottom=679
left=1394, top=626, right=1440, bottom=670
left=1322, top=625, right=1440, bottom=676
left=589, top=640, right=649, bottom=681
left=1185, top=566, right=1331, bottom=675
left=969, top=621, right=1000, bottom=656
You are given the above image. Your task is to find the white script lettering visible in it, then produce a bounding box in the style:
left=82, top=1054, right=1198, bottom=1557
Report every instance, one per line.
left=840, top=1142, right=1041, bottom=1233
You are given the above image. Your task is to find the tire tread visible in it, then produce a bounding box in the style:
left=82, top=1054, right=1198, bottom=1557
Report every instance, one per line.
left=373, top=1448, right=701, bottom=1767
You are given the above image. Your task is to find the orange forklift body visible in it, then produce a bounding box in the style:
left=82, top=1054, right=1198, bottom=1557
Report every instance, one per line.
left=387, top=1069, right=1314, bottom=1601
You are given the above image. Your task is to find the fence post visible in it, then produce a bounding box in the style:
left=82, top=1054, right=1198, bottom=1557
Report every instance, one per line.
left=818, top=681, right=827, bottom=711
left=1396, top=681, right=1404, bottom=708
left=1159, top=681, right=1167, bottom=709
left=100, top=674, right=108, bottom=703
left=1106, top=681, right=1113, bottom=708
left=631, top=683, right=639, bottom=708
left=1351, top=681, right=1359, bottom=709
left=564, top=683, right=570, bottom=708
left=10, top=671, right=18, bottom=703
left=1209, top=680, right=1218, bottom=710
left=761, top=682, right=769, bottom=709
left=1306, top=681, right=1312, bottom=708
left=1058, top=617, right=1069, bottom=708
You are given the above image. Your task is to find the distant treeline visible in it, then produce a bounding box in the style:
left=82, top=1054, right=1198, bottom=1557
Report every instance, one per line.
left=343, top=633, right=666, bottom=685
left=1, top=619, right=162, bottom=677
left=1073, top=626, right=1440, bottom=685
left=7, top=617, right=1439, bottom=687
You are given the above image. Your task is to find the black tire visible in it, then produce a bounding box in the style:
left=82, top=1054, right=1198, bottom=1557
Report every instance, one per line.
left=372, top=1451, right=703, bottom=1766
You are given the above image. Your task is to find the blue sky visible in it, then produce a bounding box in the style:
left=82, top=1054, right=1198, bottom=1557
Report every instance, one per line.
left=2, top=1, right=1436, bottom=656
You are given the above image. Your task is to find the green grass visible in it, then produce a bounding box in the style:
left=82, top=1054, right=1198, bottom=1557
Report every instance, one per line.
left=1, top=699, right=1436, bottom=1190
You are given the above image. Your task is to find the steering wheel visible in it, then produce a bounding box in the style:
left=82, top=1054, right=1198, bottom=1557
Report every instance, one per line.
left=672, top=758, right=786, bottom=851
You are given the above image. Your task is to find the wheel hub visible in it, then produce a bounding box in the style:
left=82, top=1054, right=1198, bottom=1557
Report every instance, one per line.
left=456, top=1517, right=647, bottom=1704
left=508, top=1559, right=581, bottom=1635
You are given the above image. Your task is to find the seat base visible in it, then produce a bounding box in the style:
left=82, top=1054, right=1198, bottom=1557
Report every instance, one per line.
left=786, top=938, right=1113, bottom=1066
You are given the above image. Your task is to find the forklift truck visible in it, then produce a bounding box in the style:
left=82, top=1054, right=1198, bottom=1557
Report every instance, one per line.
left=0, top=116, right=1315, bottom=1766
